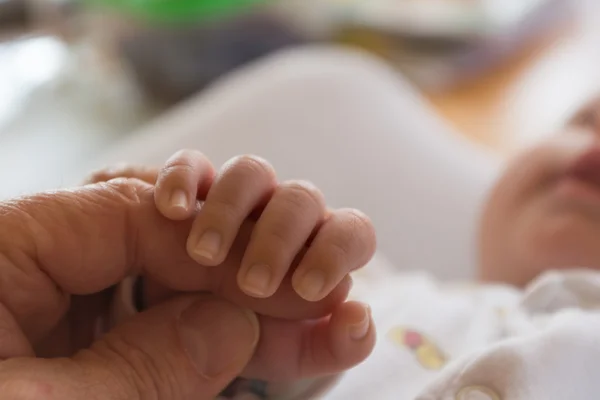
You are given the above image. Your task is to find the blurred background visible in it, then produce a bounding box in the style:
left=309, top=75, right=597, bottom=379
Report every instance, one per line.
left=0, top=0, right=598, bottom=197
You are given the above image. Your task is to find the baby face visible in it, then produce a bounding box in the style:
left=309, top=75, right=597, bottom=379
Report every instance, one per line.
left=479, top=117, right=600, bottom=286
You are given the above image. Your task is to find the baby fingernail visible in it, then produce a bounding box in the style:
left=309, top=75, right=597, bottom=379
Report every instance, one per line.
left=242, top=264, right=272, bottom=297
left=194, top=229, right=221, bottom=261
left=170, top=189, right=188, bottom=211
left=296, top=269, right=326, bottom=302
left=349, top=304, right=371, bottom=341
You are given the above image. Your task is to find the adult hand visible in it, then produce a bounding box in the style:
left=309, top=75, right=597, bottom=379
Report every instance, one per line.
left=0, top=178, right=373, bottom=399
left=0, top=180, right=260, bottom=399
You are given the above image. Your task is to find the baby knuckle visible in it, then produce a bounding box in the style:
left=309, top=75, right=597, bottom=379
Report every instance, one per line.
left=169, top=148, right=201, bottom=162
left=325, top=210, right=375, bottom=261
left=346, top=209, right=375, bottom=235
left=339, top=209, right=374, bottom=242
left=165, top=149, right=203, bottom=169
left=327, top=238, right=352, bottom=265
left=265, top=219, right=296, bottom=247
left=161, top=163, right=196, bottom=178
left=279, top=181, right=325, bottom=211
left=345, top=219, right=376, bottom=266
left=323, top=222, right=355, bottom=265
left=205, top=196, right=243, bottom=222
left=227, top=155, right=275, bottom=181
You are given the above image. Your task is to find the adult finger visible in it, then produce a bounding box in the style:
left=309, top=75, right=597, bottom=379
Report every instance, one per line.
left=96, top=280, right=373, bottom=385
left=0, top=295, right=259, bottom=400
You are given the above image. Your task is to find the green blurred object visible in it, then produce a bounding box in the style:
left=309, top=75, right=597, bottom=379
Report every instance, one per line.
left=87, top=0, right=270, bottom=24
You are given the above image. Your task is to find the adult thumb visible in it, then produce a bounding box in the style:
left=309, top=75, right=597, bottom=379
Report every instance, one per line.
left=0, top=295, right=260, bottom=400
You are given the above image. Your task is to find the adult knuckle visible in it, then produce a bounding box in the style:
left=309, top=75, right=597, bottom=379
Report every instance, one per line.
left=85, top=163, right=136, bottom=183
left=101, top=178, right=147, bottom=206
left=84, top=170, right=109, bottom=185
left=0, top=376, right=57, bottom=399
left=90, top=333, right=180, bottom=400
left=91, top=179, right=148, bottom=259
left=0, top=359, right=87, bottom=400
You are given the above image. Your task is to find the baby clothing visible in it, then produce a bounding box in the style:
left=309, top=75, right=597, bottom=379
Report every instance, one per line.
left=107, top=256, right=600, bottom=399
left=325, top=266, right=600, bottom=400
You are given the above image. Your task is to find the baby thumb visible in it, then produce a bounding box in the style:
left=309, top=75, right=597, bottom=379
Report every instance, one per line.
left=77, top=294, right=259, bottom=399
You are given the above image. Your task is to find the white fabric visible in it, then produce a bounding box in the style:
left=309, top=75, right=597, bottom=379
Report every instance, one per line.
left=81, top=46, right=500, bottom=279
left=323, top=268, right=600, bottom=400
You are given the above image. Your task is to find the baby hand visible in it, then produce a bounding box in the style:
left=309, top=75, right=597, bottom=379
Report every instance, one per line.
left=153, top=150, right=377, bottom=302
left=87, top=150, right=377, bottom=381
left=86, top=150, right=376, bottom=311
left=154, top=150, right=377, bottom=380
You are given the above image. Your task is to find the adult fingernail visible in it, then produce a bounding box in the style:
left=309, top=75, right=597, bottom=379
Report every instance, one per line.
left=242, top=264, right=272, bottom=297
left=349, top=304, right=371, bottom=341
left=295, top=269, right=326, bottom=302
left=194, top=229, right=221, bottom=260
left=170, top=189, right=188, bottom=211
left=178, top=298, right=259, bottom=378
